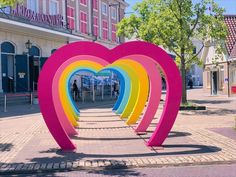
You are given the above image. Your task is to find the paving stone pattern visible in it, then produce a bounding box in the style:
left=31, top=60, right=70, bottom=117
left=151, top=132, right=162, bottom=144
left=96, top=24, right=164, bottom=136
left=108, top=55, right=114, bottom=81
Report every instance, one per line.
left=0, top=89, right=236, bottom=175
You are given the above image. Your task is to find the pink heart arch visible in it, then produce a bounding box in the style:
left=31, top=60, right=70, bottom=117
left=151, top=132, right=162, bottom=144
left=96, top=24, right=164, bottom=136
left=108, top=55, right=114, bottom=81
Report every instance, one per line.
left=38, top=41, right=182, bottom=150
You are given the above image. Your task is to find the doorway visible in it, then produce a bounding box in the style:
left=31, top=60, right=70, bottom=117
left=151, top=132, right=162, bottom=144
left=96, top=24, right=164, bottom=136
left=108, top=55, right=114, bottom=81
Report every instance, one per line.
left=1, top=42, right=15, bottom=93
left=29, top=46, right=40, bottom=91
left=211, top=71, right=218, bottom=95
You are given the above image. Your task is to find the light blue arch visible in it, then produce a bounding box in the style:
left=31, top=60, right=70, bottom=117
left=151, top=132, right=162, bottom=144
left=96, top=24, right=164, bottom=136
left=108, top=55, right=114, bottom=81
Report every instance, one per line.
left=103, top=66, right=131, bottom=114
left=100, top=68, right=125, bottom=111
left=67, top=68, right=97, bottom=116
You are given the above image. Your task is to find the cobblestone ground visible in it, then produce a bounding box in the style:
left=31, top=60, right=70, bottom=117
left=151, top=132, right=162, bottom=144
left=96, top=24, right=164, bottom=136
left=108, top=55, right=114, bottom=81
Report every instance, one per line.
left=0, top=89, right=236, bottom=176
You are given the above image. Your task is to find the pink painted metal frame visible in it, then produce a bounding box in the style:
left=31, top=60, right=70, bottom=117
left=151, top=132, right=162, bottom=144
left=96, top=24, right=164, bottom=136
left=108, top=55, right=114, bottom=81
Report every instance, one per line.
left=38, top=41, right=182, bottom=150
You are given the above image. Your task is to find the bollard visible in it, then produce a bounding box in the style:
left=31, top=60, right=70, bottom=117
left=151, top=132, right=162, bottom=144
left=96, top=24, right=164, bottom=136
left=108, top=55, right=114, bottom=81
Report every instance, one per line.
left=102, top=82, right=104, bottom=101
left=30, top=92, right=33, bottom=105
left=4, top=94, right=7, bottom=112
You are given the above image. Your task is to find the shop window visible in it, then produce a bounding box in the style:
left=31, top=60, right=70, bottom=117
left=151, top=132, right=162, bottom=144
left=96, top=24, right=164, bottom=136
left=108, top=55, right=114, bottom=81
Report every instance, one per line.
left=49, top=0, right=58, bottom=15
left=80, top=11, right=87, bottom=34
left=1, top=42, right=15, bottom=93
left=29, top=46, right=40, bottom=56
left=232, top=69, right=236, bottom=84
left=102, top=20, right=108, bottom=40
left=27, top=0, right=38, bottom=12
left=101, top=2, right=107, bottom=15
left=1, top=42, right=15, bottom=53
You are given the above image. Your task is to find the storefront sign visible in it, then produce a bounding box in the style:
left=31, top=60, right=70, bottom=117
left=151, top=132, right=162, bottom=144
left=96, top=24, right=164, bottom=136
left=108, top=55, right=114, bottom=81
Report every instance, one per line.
left=12, top=4, right=63, bottom=27
left=18, top=72, right=26, bottom=79
left=231, top=86, right=236, bottom=94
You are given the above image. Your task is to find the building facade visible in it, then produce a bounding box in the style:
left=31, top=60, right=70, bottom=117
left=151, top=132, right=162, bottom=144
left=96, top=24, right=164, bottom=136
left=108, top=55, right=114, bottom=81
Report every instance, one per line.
left=202, top=15, right=236, bottom=96
left=0, top=0, right=128, bottom=93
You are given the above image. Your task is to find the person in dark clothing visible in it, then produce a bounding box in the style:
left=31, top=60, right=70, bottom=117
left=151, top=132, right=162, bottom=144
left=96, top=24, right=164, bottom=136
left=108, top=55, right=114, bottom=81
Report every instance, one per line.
left=188, top=78, right=193, bottom=89
left=72, top=80, right=79, bottom=101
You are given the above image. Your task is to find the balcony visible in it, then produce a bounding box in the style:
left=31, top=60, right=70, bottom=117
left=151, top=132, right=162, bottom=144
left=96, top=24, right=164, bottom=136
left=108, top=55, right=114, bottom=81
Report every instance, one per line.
left=0, top=5, right=71, bottom=34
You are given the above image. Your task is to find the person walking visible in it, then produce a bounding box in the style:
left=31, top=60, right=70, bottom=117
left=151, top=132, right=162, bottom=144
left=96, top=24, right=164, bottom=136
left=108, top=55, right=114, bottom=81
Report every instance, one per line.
left=72, top=80, right=79, bottom=101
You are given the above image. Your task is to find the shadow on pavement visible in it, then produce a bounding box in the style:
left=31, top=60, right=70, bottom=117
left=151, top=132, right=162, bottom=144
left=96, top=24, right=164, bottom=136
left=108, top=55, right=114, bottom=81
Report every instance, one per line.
left=8, top=161, right=144, bottom=177
left=0, top=143, right=14, bottom=152
left=24, top=143, right=221, bottom=164
left=192, top=99, right=233, bottom=105
left=0, top=105, right=40, bottom=119
left=180, top=108, right=236, bottom=116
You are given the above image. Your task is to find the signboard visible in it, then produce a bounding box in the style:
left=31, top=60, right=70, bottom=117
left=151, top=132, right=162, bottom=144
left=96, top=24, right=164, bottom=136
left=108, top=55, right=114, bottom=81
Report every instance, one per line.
left=231, top=86, right=236, bottom=94
left=11, top=4, right=63, bottom=27
left=18, top=72, right=26, bottom=79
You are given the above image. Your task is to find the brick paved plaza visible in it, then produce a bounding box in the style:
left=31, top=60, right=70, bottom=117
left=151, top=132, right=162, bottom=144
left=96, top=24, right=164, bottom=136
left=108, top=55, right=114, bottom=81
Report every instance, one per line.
left=0, top=89, right=236, bottom=176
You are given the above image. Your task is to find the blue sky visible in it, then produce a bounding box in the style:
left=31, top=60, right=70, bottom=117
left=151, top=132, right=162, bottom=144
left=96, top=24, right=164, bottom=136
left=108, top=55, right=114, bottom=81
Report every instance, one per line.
left=126, top=0, right=236, bottom=14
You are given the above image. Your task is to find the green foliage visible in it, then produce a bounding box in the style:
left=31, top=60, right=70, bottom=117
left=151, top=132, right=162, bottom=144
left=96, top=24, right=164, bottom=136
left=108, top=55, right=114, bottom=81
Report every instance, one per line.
left=117, top=0, right=227, bottom=66
left=117, top=0, right=228, bottom=103
left=0, top=0, right=23, bottom=7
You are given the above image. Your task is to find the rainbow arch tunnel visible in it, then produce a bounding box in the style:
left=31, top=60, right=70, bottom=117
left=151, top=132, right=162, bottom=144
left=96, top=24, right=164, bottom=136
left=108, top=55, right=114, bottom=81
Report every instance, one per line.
left=38, top=41, right=182, bottom=150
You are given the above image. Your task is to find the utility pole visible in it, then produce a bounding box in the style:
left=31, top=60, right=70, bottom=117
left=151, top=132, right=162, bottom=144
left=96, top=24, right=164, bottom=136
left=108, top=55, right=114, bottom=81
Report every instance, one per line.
left=65, top=0, right=69, bottom=29
left=118, top=2, right=121, bottom=43
left=91, top=0, right=96, bottom=41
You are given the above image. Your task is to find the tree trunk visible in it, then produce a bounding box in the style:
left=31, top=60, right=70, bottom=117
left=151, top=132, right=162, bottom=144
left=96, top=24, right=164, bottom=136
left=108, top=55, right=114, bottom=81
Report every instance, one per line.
left=180, top=53, right=187, bottom=104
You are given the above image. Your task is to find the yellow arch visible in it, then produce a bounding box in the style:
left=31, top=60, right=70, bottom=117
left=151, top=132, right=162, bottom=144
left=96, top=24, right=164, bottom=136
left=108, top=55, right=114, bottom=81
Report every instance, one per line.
left=111, top=59, right=149, bottom=124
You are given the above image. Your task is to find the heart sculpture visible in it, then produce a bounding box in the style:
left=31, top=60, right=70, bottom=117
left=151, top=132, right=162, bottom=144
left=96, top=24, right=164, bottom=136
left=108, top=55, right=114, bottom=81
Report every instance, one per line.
left=38, top=41, right=182, bottom=150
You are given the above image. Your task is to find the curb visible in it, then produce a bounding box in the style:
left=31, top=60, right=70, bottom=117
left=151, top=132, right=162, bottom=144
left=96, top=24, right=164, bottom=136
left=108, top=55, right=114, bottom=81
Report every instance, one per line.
left=1, top=159, right=236, bottom=175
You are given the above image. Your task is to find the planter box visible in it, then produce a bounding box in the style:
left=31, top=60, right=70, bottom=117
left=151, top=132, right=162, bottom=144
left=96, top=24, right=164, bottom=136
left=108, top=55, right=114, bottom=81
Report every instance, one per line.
left=179, top=105, right=206, bottom=110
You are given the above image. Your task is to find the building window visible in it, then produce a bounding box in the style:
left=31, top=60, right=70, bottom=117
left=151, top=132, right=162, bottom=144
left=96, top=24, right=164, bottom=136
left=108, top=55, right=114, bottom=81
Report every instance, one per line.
left=80, top=0, right=87, bottom=6
left=27, top=0, right=38, bottom=12
left=232, top=69, right=236, bottom=84
left=93, top=16, right=98, bottom=36
left=80, top=11, right=87, bottom=34
left=93, top=0, right=98, bottom=10
left=101, top=2, right=107, bottom=15
left=102, top=20, right=108, bottom=40
left=219, top=67, right=224, bottom=90
left=206, top=71, right=210, bottom=88
left=49, top=0, right=58, bottom=15
left=111, top=7, right=117, bottom=20
left=111, top=23, right=117, bottom=42
left=67, top=6, right=75, bottom=30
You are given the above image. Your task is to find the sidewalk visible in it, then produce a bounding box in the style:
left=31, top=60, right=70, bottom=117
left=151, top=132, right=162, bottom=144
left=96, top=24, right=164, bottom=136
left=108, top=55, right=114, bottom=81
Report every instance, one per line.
left=0, top=89, right=236, bottom=175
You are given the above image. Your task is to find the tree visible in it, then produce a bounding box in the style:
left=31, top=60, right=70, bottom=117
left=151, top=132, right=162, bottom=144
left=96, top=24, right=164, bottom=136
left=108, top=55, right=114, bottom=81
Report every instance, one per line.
left=0, top=0, right=22, bottom=7
left=117, top=0, right=227, bottom=104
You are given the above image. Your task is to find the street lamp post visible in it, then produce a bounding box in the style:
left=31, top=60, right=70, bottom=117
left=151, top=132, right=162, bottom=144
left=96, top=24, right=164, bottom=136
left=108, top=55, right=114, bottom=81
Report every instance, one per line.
left=25, top=40, right=32, bottom=92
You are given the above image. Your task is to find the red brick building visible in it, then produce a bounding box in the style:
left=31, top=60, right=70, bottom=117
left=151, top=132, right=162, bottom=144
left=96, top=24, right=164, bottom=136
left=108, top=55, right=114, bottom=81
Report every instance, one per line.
left=0, top=0, right=128, bottom=93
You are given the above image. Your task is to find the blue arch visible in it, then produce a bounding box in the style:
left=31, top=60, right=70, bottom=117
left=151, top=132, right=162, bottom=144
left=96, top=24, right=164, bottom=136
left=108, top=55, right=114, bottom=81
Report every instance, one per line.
left=67, top=68, right=97, bottom=116
left=64, top=67, right=130, bottom=117
left=102, top=66, right=131, bottom=114
left=100, top=68, right=126, bottom=112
